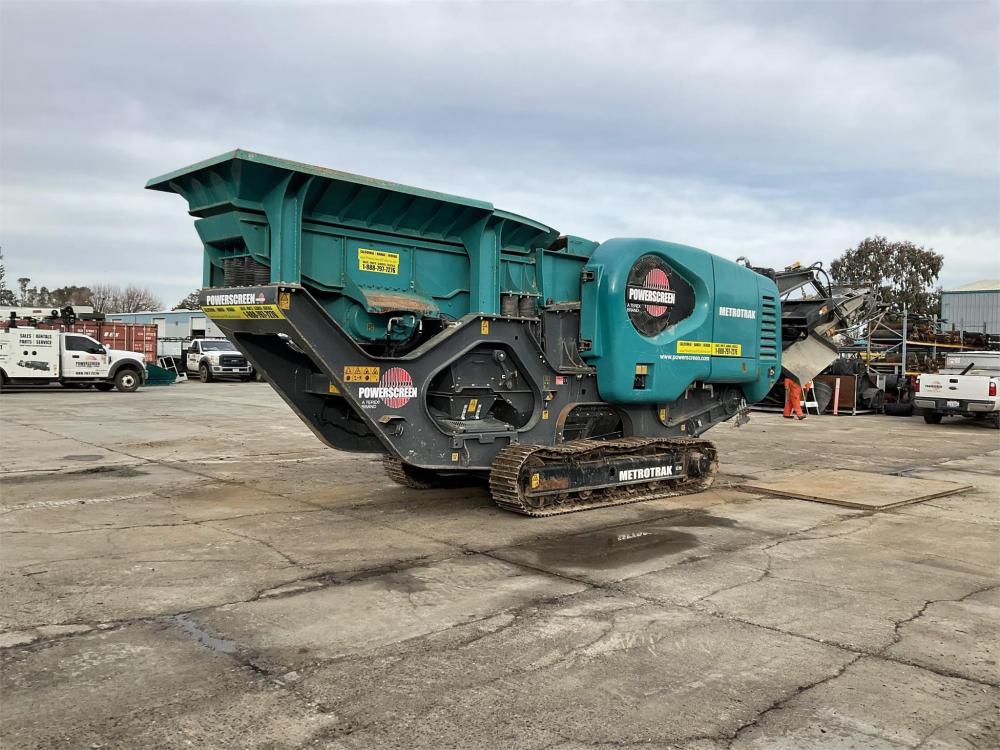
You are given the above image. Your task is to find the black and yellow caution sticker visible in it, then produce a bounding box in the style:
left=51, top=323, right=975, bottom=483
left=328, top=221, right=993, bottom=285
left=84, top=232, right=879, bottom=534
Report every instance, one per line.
left=358, top=248, right=399, bottom=274
left=202, top=304, right=285, bottom=320
left=343, top=365, right=380, bottom=383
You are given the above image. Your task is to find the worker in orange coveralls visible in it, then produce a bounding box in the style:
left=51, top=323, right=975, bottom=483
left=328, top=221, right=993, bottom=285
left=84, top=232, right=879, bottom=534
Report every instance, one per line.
left=783, top=377, right=806, bottom=420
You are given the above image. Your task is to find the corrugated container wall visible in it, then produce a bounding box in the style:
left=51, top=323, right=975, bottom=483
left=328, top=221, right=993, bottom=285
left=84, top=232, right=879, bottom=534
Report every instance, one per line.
left=941, top=289, right=1000, bottom=335
left=67, top=322, right=158, bottom=363
left=106, top=311, right=224, bottom=339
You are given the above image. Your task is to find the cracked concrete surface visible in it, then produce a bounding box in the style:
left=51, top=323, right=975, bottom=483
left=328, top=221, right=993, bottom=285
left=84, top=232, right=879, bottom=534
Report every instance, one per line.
left=1, top=381, right=998, bottom=749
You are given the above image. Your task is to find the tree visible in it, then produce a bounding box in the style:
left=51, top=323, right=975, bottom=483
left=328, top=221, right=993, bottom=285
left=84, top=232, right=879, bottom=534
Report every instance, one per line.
left=87, top=283, right=163, bottom=313
left=830, top=236, right=943, bottom=318
left=0, top=249, right=15, bottom=306
left=116, top=284, right=162, bottom=313
left=48, top=286, right=93, bottom=306
left=87, top=283, right=117, bottom=313
left=173, top=290, right=201, bottom=310
left=17, top=277, right=31, bottom=305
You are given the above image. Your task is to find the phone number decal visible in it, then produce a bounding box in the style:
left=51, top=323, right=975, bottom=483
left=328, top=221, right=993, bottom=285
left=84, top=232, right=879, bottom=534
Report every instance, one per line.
left=202, top=304, right=285, bottom=320
left=676, top=340, right=743, bottom=357
left=358, top=248, right=400, bottom=275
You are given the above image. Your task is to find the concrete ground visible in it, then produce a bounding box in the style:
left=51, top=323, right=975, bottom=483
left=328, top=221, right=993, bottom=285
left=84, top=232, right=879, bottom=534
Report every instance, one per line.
left=1, top=381, right=998, bottom=750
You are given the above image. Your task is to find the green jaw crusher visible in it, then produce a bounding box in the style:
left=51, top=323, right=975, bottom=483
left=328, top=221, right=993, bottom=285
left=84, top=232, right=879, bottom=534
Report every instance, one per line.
left=148, top=151, right=869, bottom=515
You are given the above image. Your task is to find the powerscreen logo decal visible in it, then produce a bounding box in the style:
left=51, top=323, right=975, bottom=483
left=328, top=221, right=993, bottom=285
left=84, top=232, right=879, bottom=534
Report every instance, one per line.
left=625, top=254, right=695, bottom=337
left=627, top=268, right=675, bottom=317
left=357, top=367, right=417, bottom=409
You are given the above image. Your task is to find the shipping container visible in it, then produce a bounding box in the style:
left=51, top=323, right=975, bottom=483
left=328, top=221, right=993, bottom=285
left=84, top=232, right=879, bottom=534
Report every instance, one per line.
left=0, top=320, right=157, bottom=363
left=67, top=322, right=158, bottom=363
left=106, top=310, right=224, bottom=339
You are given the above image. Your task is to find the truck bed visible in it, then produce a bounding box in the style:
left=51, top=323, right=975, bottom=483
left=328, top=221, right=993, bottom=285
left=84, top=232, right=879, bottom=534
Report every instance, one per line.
left=916, top=372, right=999, bottom=419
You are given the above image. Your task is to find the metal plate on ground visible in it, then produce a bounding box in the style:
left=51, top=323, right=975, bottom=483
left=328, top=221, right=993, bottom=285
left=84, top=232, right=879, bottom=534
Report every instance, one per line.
left=740, top=469, right=972, bottom=510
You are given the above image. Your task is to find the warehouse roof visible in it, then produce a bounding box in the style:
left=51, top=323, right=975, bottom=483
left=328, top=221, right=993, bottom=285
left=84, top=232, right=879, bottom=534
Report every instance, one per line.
left=943, top=280, right=1000, bottom=293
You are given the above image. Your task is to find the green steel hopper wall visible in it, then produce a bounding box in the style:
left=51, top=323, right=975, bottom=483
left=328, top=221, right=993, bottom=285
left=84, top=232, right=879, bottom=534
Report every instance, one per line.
left=147, top=151, right=598, bottom=329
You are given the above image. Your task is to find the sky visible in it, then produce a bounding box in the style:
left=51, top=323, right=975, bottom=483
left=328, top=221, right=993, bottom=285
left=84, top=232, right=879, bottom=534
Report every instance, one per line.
left=2, top=0, right=998, bottom=309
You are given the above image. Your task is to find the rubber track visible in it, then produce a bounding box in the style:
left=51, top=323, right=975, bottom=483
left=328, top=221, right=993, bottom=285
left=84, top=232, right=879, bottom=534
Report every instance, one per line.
left=489, top=436, right=719, bottom=517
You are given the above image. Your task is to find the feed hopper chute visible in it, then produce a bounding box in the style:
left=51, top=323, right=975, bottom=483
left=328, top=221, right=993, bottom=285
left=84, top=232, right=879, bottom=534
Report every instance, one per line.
left=148, top=151, right=861, bottom=515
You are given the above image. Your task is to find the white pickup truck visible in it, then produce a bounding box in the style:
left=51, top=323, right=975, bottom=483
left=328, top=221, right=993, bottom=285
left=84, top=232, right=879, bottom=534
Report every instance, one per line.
left=915, top=351, right=1000, bottom=428
left=184, top=338, right=254, bottom=382
left=0, top=326, right=147, bottom=392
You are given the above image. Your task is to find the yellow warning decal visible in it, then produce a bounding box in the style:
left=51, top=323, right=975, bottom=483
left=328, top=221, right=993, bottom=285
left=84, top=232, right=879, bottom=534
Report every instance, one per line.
left=278, top=291, right=292, bottom=310
left=358, top=248, right=399, bottom=275
left=676, top=340, right=712, bottom=355
left=328, top=382, right=340, bottom=394
left=203, top=304, right=284, bottom=320
left=712, top=342, right=742, bottom=357
left=676, top=340, right=742, bottom=357
left=343, top=365, right=380, bottom=383
left=468, top=398, right=479, bottom=411
left=530, top=473, right=541, bottom=489
left=480, top=320, right=490, bottom=335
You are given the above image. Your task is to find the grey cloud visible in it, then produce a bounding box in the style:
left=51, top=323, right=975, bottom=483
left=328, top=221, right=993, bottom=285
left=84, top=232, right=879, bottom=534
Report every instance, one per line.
left=1, top=0, right=997, bottom=306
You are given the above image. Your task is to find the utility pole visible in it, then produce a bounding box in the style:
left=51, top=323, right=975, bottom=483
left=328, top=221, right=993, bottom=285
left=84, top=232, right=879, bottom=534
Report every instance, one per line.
left=901, top=304, right=908, bottom=376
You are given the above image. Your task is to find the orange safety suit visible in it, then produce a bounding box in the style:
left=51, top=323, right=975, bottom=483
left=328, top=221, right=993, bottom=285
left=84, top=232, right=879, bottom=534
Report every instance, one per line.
left=783, top=377, right=804, bottom=418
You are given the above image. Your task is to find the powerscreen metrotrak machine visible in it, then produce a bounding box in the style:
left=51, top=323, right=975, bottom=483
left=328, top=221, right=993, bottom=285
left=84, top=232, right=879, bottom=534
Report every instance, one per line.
left=149, top=151, right=870, bottom=516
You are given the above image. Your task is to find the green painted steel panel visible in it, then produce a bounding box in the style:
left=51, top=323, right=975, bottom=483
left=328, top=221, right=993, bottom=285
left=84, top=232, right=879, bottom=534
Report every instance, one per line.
left=580, top=238, right=780, bottom=404
left=147, top=150, right=567, bottom=329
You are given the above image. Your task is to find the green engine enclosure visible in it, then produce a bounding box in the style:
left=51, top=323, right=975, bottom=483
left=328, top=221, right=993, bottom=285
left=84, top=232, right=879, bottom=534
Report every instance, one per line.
left=580, top=239, right=780, bottom=404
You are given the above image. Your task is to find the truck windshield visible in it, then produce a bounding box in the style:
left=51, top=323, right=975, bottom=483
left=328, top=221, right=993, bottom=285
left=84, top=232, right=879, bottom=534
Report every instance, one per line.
left=200, top=341, right=236, bottom=352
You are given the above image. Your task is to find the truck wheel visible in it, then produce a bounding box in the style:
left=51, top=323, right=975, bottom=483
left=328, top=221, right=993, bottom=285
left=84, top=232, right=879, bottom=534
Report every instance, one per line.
left=922, top=410, right=943, bottom=424
left=199, top=363, right=213, bottom=383
left=95, top=383, right=115, bottom=392
left=115, top=369, right=141, bottom=393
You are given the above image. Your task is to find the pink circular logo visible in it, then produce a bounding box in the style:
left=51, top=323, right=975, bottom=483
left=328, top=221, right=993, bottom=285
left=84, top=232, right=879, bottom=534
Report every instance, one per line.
left=381, top=367, right=415, bottom=408
left=643, top=268, right=671, bottom=317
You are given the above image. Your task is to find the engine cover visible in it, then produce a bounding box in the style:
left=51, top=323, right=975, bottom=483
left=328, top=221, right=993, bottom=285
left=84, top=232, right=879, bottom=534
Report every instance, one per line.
left=580, top=238, right=780, bottom=404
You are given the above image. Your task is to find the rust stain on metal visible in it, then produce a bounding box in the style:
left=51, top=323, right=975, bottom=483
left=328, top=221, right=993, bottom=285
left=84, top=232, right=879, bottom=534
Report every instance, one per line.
left=537, top=476, right=571, bottom=491
left=365, top=291, right=436, bottom=314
